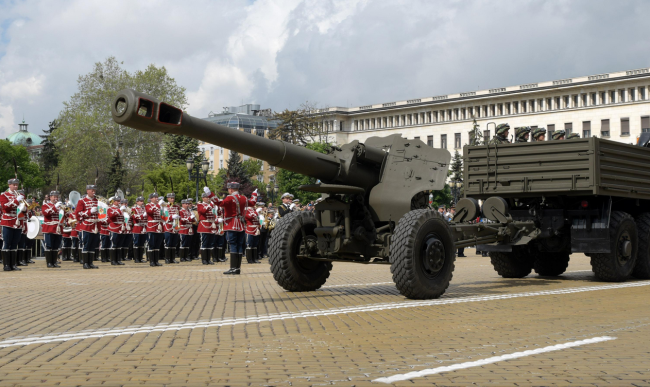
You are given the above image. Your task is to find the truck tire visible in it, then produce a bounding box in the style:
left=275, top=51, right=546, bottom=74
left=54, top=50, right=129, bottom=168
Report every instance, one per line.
left=590, top=211, right=638, bottom=282
left=632, top=213, right=650, bottom=279
left=533, top=252, right=570, bottom=276
left=268, top=211, right=332, bottom=291
left=489, top=250, right=533, bottom=278
left=390, top=210, right=455, bottom=300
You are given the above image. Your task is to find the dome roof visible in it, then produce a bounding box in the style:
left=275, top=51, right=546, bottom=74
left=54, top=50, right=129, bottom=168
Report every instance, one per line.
left=6, top=121, right=42, bottom=147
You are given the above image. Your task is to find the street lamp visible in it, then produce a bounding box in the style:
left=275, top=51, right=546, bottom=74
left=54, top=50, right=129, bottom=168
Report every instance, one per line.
left=450, top=180, right=463, bottom=206
left=186, top=156, right=210, bottom=202
left=266, top=183, right=279, bottom=205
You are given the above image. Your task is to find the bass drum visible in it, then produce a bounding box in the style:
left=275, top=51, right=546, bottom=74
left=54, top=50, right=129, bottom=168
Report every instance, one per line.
left=27, top=216, right=43, bottom=239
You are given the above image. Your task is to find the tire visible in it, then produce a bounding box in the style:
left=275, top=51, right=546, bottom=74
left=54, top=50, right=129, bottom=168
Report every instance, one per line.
left=633, top=213, right=650, bottom=279
left=489, top=249, right=533, bottom=278
left=268, top=211, right=332, bottom=291
left=533, top=252, right=570, bottom=276
left=390, top=210, right=455, bottom=300
left=590, top=211, right=638, bottom=282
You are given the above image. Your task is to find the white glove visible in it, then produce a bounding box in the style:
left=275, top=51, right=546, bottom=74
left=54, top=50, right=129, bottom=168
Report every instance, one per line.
left=253, top=189, right=258, bottom=194
left=90, top=207, right=98, bottom=214
left=190, top=214, right=196, bottom=219
left=16, top=195, right=24, bottom=202
left=172, top=214, right=179, bottom=219
left=203, top=186, right=211, bottom=195
left=217, top=217, right=224, bottom=223
left=55, top=202, right=63, bottom=209
left=290, top=203, right=296, bottom=210
left=120, top=206, right=126, bottom=211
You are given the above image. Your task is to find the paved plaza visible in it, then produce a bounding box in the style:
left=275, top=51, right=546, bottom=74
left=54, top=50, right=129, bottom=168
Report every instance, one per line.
left=0, top=252, right=649, bottom=386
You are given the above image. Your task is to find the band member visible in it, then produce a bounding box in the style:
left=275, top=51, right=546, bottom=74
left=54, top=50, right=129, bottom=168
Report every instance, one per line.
left=1, top=178, right=24, bottom=271
left=60, top=196, right=73, bottom=262
left=16, top=190, right=30, bottom=266
left=41, top=190, right=65, bottom=268
left=205, top=182, right=257, bottom=275
left=131, top=196, right=147, bottom=263
left=213, top=203, right=226, bottom=263
left=69, top=210, right=80, bottom=263
left=244, top=202, right=262, bottom=264
left=163, top=193, right=180, bottom=264
left=178, top=199, right=195, bottom=262
left=145, top=193, right=163, bottom=266
left=99, top=207, right=111, bottom=263
left=120, top=198, right=133, bottom=261
left=197, top=192, right=218, bottom=265
left=107, top=196, right=126, bottom=265
left=74, top=184, right=100, bottom=269
left=278, top=193, right=294, bottom=218
left=188, top=198, right=200, bottom=261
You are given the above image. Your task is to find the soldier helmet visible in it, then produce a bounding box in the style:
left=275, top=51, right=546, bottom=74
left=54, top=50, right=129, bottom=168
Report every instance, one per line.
left=8, top=178, right=20, bottom=185
left=226, top=181, right=240, bottom=189
left=148, top=192, right=159, bottom=199
left=136, top=196, right=145, bottom=202
left=552, top=130, right=566, bottom=140
left=515, top=127, right=531, bottom=140
left=531, top=127, right=547, bottom=140
left=566, top=133, right=580, bottom=139
left=166, top=193, right=175, bottom=198
left=86, top=184, right=97, bottom=190
left=281, top=192, right=294, bottom=199
left=495, top=123, right=510, bottom=135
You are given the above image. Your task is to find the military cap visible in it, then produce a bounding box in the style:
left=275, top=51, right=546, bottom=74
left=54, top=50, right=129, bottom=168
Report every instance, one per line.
left=148, top=192, right=159, bottom=199
left=292, top=199, right=300, bottom=203
left=281, top=192, right=294, bottom=199
left=8, top=178, right=20, bottom=185
left=531, top=127, right=547, bottom=140
left=166, top=192, right=175, bottom=198
left=121, top=198, right=128, bottom=204
left=16, top=189, right=24, bottom=195
left=495, top=123, right=510, bottom=135
left=180, top=199, right=188, bottom=204
left=136, top=196, right=145, bottom=202
left=201, top=192, right=211, bottom=198
left=256, top=201, right=265, bottom=206
left=226, top=181, right=240, bottom=189
left=49, top=190, right=60, bottom=196
left=566, top=133, right=580, bottom=139
left=552, top=130, right=566, bottom=140
left=86, top=184, right=97, bottom=190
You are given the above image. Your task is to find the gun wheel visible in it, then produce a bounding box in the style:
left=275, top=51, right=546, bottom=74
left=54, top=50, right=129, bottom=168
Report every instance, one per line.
left=390, top=210, right=455, bottom=300
left=489, top=250, right=533, bottom=278
left=533, top=252, right=570, bottom=276
left=590, top=211, right=638, bottom=282
left=268, top=211, right=332, bottom=292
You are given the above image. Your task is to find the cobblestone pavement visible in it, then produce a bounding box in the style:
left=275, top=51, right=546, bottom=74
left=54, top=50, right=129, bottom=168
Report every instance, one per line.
left=0, top=251, right=649, bottom=386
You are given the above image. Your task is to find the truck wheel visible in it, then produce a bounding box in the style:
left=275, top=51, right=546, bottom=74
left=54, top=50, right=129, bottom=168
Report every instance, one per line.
left=489, top=250, right=533, bottom=278
left=390, top=209, right=455, bottom=300
left=590, top=211, right=638, bottom=282
left=632, top=213, right=650, bottom=279
left=268, top=211, right=332, bottom=291
left=533, top=252, right=570, bottom=276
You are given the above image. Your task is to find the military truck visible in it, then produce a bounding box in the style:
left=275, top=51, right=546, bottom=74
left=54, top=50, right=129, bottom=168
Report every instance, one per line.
left=455, top=136, right=650, bottom=281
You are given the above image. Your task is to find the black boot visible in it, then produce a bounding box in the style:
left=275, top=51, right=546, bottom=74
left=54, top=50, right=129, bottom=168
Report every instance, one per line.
left=110, top=248, right=125, bottom=265
left=154, top=250, right=163, bottom=266
left=179, top=247, right=187, bottom=262
left=72, top=247, right=80, bottom=263
left=148, top=250, right=156, bottom=266
left=16, top=249, right=27, bottom=266
left=82, top=252, right=91, bottom=269
left=245, top=248, right=255, bottom=264
left=253, top=247, right=261, bottom=263
left=167, top=247, right=177, bottom=264
left=10, top=250, right=21, bottom=271
left=126, top=245, right=133, bottom=261
left=164, top=248, right=172, bottom=264
left=2, top=250, right=12, bottom=271
left=224, top=253, right=241, bottom=275
left=94, top=248, right=100, bottom=261
left=87, top=251, right=98, bottom=269
left=201, top=249, right=213, bottom=265
left=133, top=247, right=142, bottom=263
left=61, top=247, right=72, bottom=261
left=27, top=248, right=35, bottom=264
left=20, top=249, right=28, bottom=265
left=100, top=249, right=108, bottom=263
left=214, top=247, right=225, bottom=262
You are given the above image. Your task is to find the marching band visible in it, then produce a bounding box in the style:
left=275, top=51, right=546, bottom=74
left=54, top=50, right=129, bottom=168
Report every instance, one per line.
left=0, top=177, right=288, bottom=274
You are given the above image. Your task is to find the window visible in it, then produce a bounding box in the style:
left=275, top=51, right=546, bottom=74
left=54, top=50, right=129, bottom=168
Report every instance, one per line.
left=610, top=90, right=616, bottom=103
left=270, top=165, right=276, bottom=171
left=641, top=87, right=646, bottom=100
left=545, top=98, right=551, bottom=111
left=220, top=148, right=224, bottom=155
left=563, top=96, right=569, bottom=109
left=257, top=175, right=263, bottom=182
left=441, top=134, right=447, bottom=149
left=619, top=89, right=626, bottom=103
left=555, top=97, right=561, bottom=109
left=621, top=118, right=630, bottom=136
left=219, top=160, right=223, bottom=168
left=548, top=124, right=555, bottom=139
left=582, top=94, right=588, bottom=106
left=454, top=133, right=461, bottom=149
left=483, top=130, right=490, bottom=143
left=521, top=102, right=526, bottom=113
left=427, top=135, right=433, bottom=147
left=573, top=95, right=578, bottom=108
left=600, top=92, right=606, bottom=104
left=601, top=119, right=610, bottom=137
left=642, top=116, right=650, bottom=132
left=210, top=161, right=214, bottom=169
left=513, top=101, right=519, bottom=114
left=565, top=122, right=573, bottom=135
left=582, top=121, right=591, bottom=138
left=630, top=88, right=636, bottom=102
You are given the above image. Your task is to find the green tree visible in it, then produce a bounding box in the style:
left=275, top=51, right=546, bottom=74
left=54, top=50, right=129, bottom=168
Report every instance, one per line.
left=450, top=150, right=463, bottom=182
left=429, top=185, right=452, bottom=209
left=276, top=142, right=329, bottom=204
left=162, top=134, right=199, bottom=165
left=469, top=117, right=482, bottom=146
left=106, top=150, right=126, bottom=197
left=271, top=102, right=333, bottom=145
left=242, top=159, right=262, bottom=179
left=39, top=119, right=59, bottom=188
left=54, top=56, right=188, bottom=193
left=0, top=140, right=45, bottom=196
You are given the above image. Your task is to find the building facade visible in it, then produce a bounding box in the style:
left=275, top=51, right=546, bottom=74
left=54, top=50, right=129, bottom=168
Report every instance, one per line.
left=326, top=67, right=650, bottom=152
left=6, top=120, right=44, bottom=161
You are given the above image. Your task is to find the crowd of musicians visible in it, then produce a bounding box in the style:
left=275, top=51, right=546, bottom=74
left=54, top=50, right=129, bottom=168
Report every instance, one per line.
left=0, top=178, right=299, bottom=274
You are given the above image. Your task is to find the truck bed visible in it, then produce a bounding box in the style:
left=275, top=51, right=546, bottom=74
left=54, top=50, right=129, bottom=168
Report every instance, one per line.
left=464, top=137, right=650, bottom=200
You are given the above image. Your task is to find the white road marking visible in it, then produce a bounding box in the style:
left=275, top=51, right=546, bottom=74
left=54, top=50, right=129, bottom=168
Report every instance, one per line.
left=322, top=282, right=394, bottom=288
left=0, top=282, right=646, bottom=349
left=373, top=336, right=616, bottom=383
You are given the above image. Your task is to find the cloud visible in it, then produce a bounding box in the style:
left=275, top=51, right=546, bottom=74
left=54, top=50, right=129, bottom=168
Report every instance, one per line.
left=0, top=103, right=15, bottom=137
left=0, top=0, right=649, bottom=140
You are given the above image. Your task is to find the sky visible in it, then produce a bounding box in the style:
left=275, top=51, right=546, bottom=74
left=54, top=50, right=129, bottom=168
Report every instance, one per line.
left=0, top=0, right=649, bottom=138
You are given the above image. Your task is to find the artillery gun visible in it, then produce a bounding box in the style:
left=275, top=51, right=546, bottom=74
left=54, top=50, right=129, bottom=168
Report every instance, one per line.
left=111, top=89, right=458, bottom=299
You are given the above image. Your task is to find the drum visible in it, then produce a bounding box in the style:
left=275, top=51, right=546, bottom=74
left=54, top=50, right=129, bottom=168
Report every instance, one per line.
left=27, top=216, right=43, bottom=239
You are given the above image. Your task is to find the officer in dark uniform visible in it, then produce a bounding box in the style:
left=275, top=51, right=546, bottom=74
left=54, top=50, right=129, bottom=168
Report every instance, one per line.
left=278, top=193, right=294, bottom=218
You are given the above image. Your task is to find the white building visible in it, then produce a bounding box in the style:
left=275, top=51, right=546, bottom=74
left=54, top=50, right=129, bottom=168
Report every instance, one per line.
left=327, top=67, right=650, bottom=151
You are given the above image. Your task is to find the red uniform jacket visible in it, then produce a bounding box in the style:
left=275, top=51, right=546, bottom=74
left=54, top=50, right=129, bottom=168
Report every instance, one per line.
left=145, top=202, right=163, bottom=233
left=178, top=208, right=194, bottom=235
left=163, top=203, right=181, bottom=233
left=197, top=201, right=217, bottom=234
left=209, top=192, right=257, bottom=232
left=20, top=210, right=32, bottom=235
left=244, top=207, right=261, bottom=236
left=100, top=220, right=110, bottom=236
left=107, top=205, right=127, bottom=234
left=131, top=205, right=147, bottom=234
left=0, top=189, right=21, bottom=229
left=41, top=202, right=62, bottom=235
left=75, top=196, right=100, bottom=233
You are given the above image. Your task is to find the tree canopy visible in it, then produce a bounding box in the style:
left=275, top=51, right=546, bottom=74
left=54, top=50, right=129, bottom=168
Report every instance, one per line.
left=270, top=102, right=334, bottom=145
left=0, top=139, right=44, bottom=194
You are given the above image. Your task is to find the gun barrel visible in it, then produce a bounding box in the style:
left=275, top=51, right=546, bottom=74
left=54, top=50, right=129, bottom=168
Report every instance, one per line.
left=112, top=89, right=341, bottom=182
